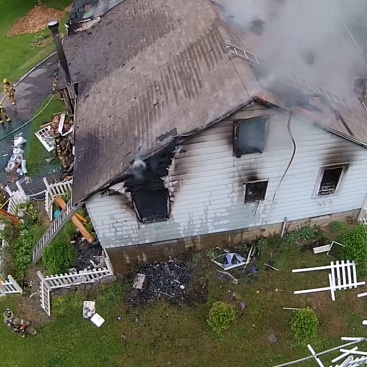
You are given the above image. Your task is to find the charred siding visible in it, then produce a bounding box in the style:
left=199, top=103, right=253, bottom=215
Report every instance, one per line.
left=86, top=109, right=367, bottom=248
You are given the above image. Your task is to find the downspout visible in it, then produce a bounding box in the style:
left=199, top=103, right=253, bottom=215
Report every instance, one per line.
left=48, top=20, right=76, bottom=113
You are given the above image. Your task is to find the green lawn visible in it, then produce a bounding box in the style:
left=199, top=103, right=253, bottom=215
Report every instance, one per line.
left=0, top=0, right=71, bottom=82
left=1, top=226, right=367, bottom=367
left=25, top=96, right=66, bottom=176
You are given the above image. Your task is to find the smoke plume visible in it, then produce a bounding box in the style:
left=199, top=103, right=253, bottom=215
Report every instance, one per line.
left=220, top=0, right=367, bottom=97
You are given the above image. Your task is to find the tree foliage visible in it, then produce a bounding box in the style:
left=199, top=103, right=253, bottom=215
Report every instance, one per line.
left=341, top=224, right=367, bottom=273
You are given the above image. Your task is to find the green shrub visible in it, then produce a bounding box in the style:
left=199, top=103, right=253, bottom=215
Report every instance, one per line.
left=0, top=206, right=44, bottom=280
left=43, top=236, right=76, bottom=275
left=207, top=301, right=236, bottom=335
left=63, top=221, right=78, bottom=241
left=290, top=307, right=318, bottom=344
left=284, top=227, right=321, bottom=245
left=255, top=234, right=282, bottom=252
left=192, top=252, right=203, bottom=265
left=329, top=221, right=347, bottom=234
left=206, top=248, right=221, bottom=259
left=341, top=224, right=367, bottom=273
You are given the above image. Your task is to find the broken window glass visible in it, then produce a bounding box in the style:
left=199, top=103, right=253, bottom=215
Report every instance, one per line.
left=318, top=166, right=344, bottom=196
left=132, top=189, right=169, bottom=223
left=244, top=181, right=268, bottom=203
left=234, top=117, right=268, bottom=158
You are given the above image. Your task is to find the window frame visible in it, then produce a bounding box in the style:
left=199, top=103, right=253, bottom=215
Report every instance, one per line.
left=313, top=163, right=349, bottom=198
left=131, top=188, right=171, bottom=224
left=233, top=115, right=270, bottom=158
left=243, top=179, right=269, bottom=204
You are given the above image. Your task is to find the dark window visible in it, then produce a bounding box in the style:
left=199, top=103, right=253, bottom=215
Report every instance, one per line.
left=245, top=181, right=268, bottom=203
left=318, top=167, right=344, bottom=196
left=131, top=189, right=169, bottom=223
left=234, top=117, right=268, bottom=158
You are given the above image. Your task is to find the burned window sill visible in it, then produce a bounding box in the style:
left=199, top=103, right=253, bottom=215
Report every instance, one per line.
left=138, top=217, right=170, bottom=225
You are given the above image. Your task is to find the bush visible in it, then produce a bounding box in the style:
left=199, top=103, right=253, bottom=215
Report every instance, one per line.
left=0, top=206, right=44, bottom=281
left=192, top=252, right=203, bottom=265
left=284, top=227, right=321, bottom=245
left=290, top=308, right=318, bottom=344
left=341, top=224, right=367, bottom=273
left=255, top=234, right=282, bottom=252
left=329, top=221, right=347, bottom=234
left=43, top=236, right=76, bottom=275
left=207, top=301, right=236, bottom=335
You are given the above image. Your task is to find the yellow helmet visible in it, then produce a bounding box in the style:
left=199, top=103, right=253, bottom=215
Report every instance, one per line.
left=3, top=78, right=8, bottom=84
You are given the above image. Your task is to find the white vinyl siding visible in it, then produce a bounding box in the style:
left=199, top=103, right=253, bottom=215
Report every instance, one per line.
left=86, top=106, right=367, bottom=248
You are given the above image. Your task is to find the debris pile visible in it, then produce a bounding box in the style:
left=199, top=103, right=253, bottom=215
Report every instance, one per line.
left=5, top=136, right=28, bottom=181
left=125, top=260, right=191, bottom=307
left=72, top=239, right=102, bottom=271
left=48, top=114, right=74, bottom=138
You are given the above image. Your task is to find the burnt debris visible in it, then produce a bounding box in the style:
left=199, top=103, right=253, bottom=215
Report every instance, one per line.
left=124, top=260, right=191, bottom=308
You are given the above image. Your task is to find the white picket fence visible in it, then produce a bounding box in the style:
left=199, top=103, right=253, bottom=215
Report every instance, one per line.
left=5, top=181, right=30, bottom=216
left=43, top=177, right=73, bottom=220
left=0, top=275, right=23, bottom=296
left=293, top=261, right=365, bottom=301
left=37, top=257, right=113, bottom=316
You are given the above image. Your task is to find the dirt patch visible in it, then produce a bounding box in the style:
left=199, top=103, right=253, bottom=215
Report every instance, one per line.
left=13, top=265, right=53, bottom=329
left=8, top=6, right=66, bottom=37
left=184, top=276, right=209, bottom=305
left=16, top=292, right=52, bottom=329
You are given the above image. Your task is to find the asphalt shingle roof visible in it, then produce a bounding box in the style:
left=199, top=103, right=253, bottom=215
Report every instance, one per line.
left=65, top=0, right=251, bottom=202
left=64, top=0, right=367, bottom=203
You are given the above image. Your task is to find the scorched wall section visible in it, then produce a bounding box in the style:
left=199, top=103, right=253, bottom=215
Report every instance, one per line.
left=86, top=104, right=367, bottom=248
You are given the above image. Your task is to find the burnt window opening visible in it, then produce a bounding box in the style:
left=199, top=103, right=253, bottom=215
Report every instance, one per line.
left=318, top=166, right=345, bottom=196
left=233, top=117, right=268, bottom=158
left=131, top=189, right=169, bottom=223
left=244, top=180, right=268, bottom=203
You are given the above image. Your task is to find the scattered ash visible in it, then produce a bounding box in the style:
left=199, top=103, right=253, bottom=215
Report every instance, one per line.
left=72, top=238, right=103, bottom=271
left=125, top=260, right=191, bottom=308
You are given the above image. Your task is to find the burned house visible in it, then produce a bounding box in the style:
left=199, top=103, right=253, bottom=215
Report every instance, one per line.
left=58, top=0, right=367, bottom=271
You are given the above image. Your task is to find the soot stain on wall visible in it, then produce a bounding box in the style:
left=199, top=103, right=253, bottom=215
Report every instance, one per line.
left=322, top=143, right=356, bottom=167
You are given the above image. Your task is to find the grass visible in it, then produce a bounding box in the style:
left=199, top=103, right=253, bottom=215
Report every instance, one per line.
left=25, top=96, right=66, bottom=176
left=1, top=226, right=367, bottom=366
left=0, top=0, right=71, bottom=82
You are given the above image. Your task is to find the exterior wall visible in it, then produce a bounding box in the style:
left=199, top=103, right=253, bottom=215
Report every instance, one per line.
left=107, top=209, right=359, bottom=273
left=86, top=104, right=367, bottom=249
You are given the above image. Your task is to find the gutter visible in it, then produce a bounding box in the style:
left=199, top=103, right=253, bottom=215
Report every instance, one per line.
left=75, top=94, right=367, bottom=204
left=253, top=97, right=367, bottom=150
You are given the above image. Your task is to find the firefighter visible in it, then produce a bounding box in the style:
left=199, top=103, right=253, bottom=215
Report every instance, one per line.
left=0, top=102, right=11, bottom=124
left=54, top=132, right=73, bottom=170
left=3, top=78, right=16, bottom=105
left=52, top=73, right=58, bottom=93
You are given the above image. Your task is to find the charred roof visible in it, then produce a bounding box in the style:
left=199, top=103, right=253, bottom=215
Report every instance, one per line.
left=64, top=0, right=367, bottom=203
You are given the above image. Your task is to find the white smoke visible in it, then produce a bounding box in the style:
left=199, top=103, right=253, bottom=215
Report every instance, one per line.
left=218, top=0, right=367, bottom=97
